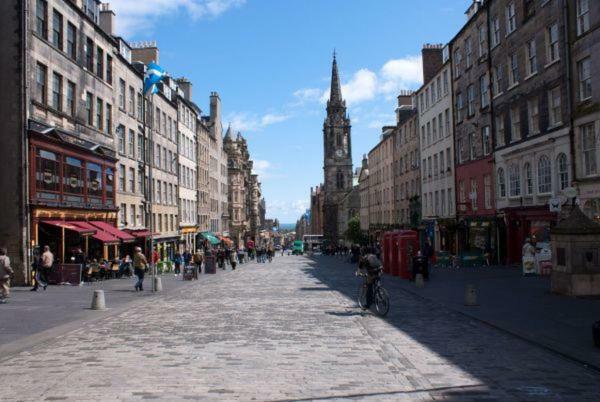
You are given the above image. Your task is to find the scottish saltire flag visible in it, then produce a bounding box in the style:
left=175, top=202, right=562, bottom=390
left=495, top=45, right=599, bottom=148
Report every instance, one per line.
left=144, top=62, right=165, bottom=95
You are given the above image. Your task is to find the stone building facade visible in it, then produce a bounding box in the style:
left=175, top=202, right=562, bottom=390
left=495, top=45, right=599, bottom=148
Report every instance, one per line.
left=367, top=127, right=395, bottom=230
left=490, top=0, right=570, bottom=264
left=197, top=117, right=211, bottom=233
left=358, top=157, right=370, bottom=232
left=310, top=185, right=325, bottom=235
left=393, top=96, right=420, bottom=228
left=322, top=55, right=353, bottom=244
left=224, top=128, right=250, bottom=246
left=416, top=46, right=456, bottom=253
left=450, top=1, right=496, bottom=258
left=568, top=0, right=600, bottom=222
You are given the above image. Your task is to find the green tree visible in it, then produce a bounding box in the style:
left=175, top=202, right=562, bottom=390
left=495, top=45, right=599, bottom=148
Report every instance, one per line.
left=345, top=216, right=367, bottom=245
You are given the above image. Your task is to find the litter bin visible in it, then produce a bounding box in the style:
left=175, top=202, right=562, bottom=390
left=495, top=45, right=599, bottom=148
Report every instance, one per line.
left=183, top=265, right=198, bottom=280
left=593, top=321, right=600, bottom=348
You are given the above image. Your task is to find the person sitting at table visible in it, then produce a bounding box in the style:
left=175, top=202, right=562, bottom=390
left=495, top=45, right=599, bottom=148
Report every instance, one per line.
left=118, top=255, right=132, bottom=278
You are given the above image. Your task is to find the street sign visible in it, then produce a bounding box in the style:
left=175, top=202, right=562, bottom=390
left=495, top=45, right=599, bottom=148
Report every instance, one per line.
left=563, top=187, right=578, bottom=199
left=549, top=197, right=561, bottom=212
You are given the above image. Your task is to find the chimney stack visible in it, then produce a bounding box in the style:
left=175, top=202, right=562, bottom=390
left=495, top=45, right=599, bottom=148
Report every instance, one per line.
left=99, top=4, right=115, bottom=36
left=130, top=41, right=160, bottom=65
left=176, top=78, right=192, bottom=101
left=421, top=43, right=444, bottom=84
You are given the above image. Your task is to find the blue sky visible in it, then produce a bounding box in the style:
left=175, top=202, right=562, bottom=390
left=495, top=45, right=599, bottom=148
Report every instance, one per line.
left=112, top=0, right=471, bottom=223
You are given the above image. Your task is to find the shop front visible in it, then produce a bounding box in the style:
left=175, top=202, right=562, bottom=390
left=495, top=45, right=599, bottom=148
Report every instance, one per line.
left=456, top=217, right=498, bottom=266
left=179, top=226, right=198, bottom=253
left=154, top=236, right=178, bottom=261
left=28, top=121, right=119, bottom=266
left=502, top=206, right=557, bottom=265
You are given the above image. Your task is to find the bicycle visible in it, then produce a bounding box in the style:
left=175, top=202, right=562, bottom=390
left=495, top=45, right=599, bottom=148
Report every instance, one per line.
left=356, top=267, right=390, bottom=317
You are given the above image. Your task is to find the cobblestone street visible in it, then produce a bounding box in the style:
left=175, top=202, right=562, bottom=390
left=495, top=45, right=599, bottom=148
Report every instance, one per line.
left=2, top=255, right=600, bottom=401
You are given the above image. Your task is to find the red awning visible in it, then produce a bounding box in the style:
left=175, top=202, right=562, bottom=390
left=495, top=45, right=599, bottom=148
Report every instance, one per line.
left=41, top=220, right=96, bottom=236
left=90, top=221, right=136, bottom=243
left=71, top=222, right=120, bottom=245
left=125, top=229, right=154, bottom=238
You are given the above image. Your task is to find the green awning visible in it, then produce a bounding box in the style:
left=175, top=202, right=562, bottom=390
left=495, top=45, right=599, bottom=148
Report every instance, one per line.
left=201, top=232, right=221, bottom=245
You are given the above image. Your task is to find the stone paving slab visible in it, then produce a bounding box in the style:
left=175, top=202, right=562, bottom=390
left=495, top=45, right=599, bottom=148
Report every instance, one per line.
left=2, top=255, right=600, bottom=401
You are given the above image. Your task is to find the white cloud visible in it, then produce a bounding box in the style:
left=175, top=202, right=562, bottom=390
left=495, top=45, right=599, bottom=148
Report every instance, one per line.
left=226, top=112, right=291, bottom=132
left=267, top=199, right=309, bottom=219
left=111, top=0, right=245, bottom=36
left=252, top=159, right=271, bottom=176
left=303, top=55, right=422, bottom=107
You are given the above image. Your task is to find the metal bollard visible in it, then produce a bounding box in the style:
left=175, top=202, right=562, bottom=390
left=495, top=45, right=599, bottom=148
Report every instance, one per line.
left=415, top=273, right=425, bottom=288
left=154, top=276, right=163, bottom=292
left=91, top=290, right=106, bottom=310
left=464, top=284, right=478, bottom=306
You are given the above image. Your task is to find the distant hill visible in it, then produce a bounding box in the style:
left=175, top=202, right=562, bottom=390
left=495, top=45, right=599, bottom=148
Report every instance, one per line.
left=278, top=223, right=296, bottom=231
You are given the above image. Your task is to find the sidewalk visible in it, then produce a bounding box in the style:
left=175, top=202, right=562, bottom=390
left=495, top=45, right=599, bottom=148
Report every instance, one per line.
left=0, top=261, right=252, bottom=352
left=391, top=265, right=600, bottom=370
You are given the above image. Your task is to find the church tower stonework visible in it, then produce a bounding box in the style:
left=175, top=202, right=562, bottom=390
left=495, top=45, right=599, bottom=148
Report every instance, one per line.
left=323, top=53, right=353, bottom=243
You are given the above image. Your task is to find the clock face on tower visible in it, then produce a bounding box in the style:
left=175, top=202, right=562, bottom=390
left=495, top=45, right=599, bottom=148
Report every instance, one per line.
left=335, top=149, right=344, bottom=158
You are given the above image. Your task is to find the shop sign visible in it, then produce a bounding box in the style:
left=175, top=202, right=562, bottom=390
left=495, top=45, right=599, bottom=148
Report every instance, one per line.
left=549, top=197, right=561, bottom=212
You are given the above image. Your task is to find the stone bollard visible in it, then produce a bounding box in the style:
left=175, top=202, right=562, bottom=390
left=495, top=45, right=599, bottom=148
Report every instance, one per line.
left=91, top=290, right=106, bottom=310
left=464, top=284, right=478, bottom=306
left=154, top=276, right=163, bottom=292
left=415, top=273, right=425, bottom=288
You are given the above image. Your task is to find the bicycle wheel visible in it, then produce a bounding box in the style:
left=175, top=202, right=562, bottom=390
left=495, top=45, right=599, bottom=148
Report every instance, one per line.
left=374, top=287, right=390, bottom=317
left=357, top=283, right=368, bottom=310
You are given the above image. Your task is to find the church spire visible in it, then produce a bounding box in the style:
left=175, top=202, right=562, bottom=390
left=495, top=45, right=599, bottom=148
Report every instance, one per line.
left=329, top=50, right=343, bottom=105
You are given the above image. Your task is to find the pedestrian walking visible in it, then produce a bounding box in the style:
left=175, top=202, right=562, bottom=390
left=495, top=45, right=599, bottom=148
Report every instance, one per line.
left=522, top=238, right=536, bottom=276
left=0, top=248, right=13, bottom=303
left=32, top=245, right=53, bottom=291
left=133, top=246, right=148, bottom=291
left=193, top=250, right=203, bottom=274
left=174, top=252, right=182, bottom=275
left=230, top=252, right=238, bottom=270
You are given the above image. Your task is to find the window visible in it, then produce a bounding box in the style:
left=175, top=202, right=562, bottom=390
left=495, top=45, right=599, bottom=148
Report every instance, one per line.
left=577, top=0, right=590, bottom=36
left=156, top=181, right=161, bottom=203
left=63, top=156, right=84, bottom=199
left=36, top=63, right=47, bottom=105
left=497, top=168, right=506, bottom=197
left=118, top=164, right=125, bottom=192
left=436, top=77, right=441, bottom=100
left=478, top=25, right=486, bottom=57
left=105, top=103, right=112, bottom=134
left=443, top=70, right=449, bottom=94
left=454, top=48, right=462, bottom=77
left=85, top=37, right=93, bottom=71
left=557, top=153, right=569, bottom=190
left=527, top=98, right=539, bottom=135
left=493, top=66, right=503, bottom=95
left=456, top=92, right=463, bottom=122
left=470, top=179, right=478, bottom=211
left=482, top=126, right=491, bottom=155
left=137, top=93, right=143, bottom=120
left=85, top=92, right=93, bottom=125
left=446, top=148, right=452, bottom=171
left=129, top=86, right=135, bottom=114
left=117, top=125, right=125, bottom=154
left=51, top=72, right=62, bottom=112
left=427, top=122, right=431, bottom=145
left=459, top=180, right=466, bottom=211
left=491, top=16, right=500, bottom=47
left=495, top=114, right=505, bottom=147
left=469, top=132, right=477, bottom=160
left=581, top=123, right=598, bottom=176
left=36, top=0, right=48, bottom=39
left=130, top=205, right=136, bottom=227
left=526, top=40, right=537, bottom=76
left=119, top=79, right=126, bottom=110
left=137, top=134, right=144, bottom=162
left=524, top=0, right=535, bottom=18
left=548, top=87, right=562, bottom=127
left=432, top=117, right=437, bottom=141
left=546, top=24, right=559, bottom=64
left=95, top=47, right=104, bottom=80
left=95, top=98, right=103, bottom=130
left=106, top=55, right=113, bottom=85
left=440, top=151, right=445, bottom=173
left=457, top=138, right=464, bottom=163
left=120, top=204, right=126, bottom=225
left=578, top=57, right=591, bottom=101
left=66, top=23, right=76, bottom=60
left=66, top=81, right=75, bottom=116
left=537, top=155, right=552, bottom=193
left=506, top=2, right=516, bottom=34
left=52, top=9, right=63, bottom=50
left=434, top=154, right=438, bottom=177
left=128, top=130, right=135, bottom=158
left=508, top=53, right=519, bottom=86
left=480, top=74, right=489, bottom=108
left=484, top=175, right=492, bottom=209
left=524, top=163, right=533, bottom=195
left=509, top=164, right=521, bottom=196
left=445, top=109, right=450, bottom=136
left=438, top=113, right=444, bottom=138
left=510, top=105, right=521, bottom=142
left=465, top=37, right=472, bottom=68
left=467, top=85, right=476, bottom=116
left=128, top=167, right=135, bottom=193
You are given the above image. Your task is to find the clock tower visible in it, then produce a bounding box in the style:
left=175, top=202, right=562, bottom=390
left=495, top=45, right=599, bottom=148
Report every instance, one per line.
left=323, top=52, right=353, bottom=243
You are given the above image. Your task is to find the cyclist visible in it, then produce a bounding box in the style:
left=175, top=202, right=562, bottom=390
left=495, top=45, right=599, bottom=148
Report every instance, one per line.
left=358, top=251, right=382, bottom=309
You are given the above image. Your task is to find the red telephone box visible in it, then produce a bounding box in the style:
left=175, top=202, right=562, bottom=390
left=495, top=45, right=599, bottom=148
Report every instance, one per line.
left=382, top=232, right=394, bottom=275
left=394, top=230, right=419, bottom=280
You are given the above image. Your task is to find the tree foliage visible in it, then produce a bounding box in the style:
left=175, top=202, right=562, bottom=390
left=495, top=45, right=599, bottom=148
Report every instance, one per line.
left=345, top=216, right=367, bottom=245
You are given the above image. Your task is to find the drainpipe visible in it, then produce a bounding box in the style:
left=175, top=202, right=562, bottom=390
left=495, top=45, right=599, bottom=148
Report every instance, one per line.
left=562, top=0, right=577, bottom=189
left=22, top=0, right=31, bottom=284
